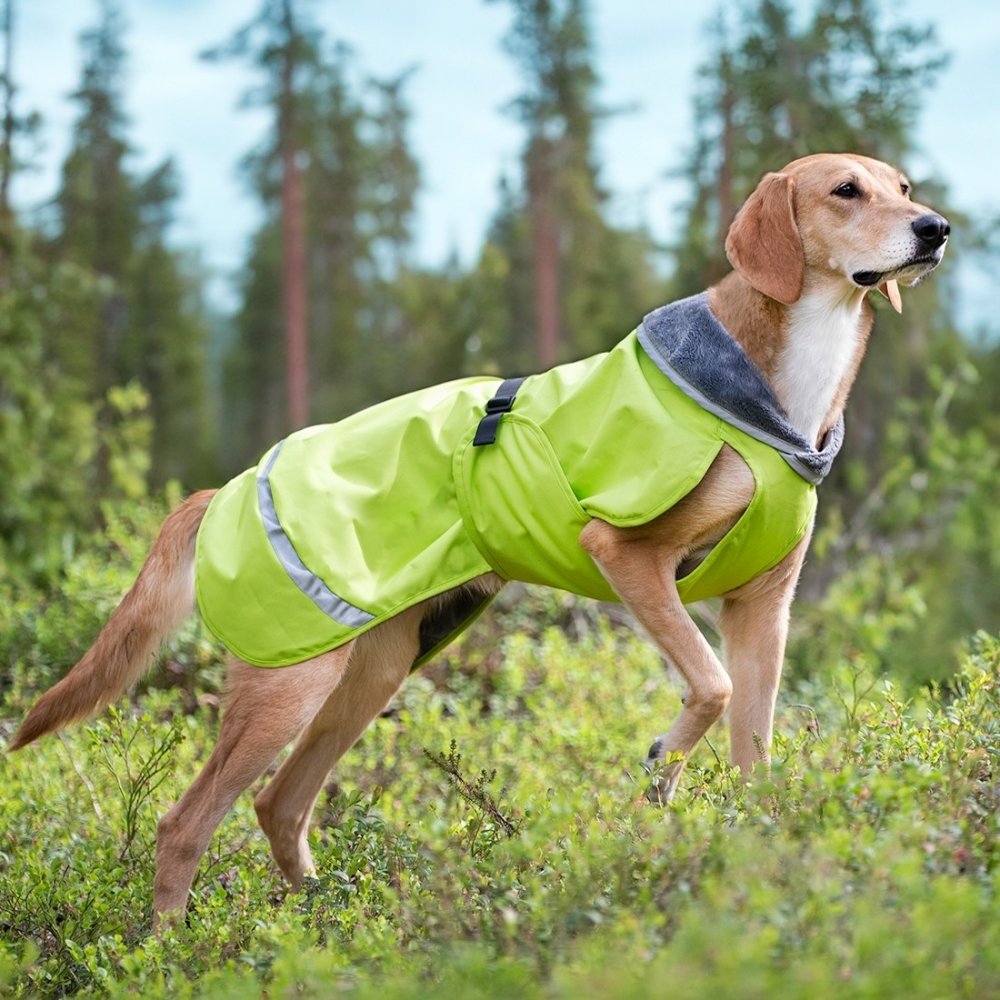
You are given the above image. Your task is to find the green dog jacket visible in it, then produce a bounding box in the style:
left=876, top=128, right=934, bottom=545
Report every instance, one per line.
left=195, top=293, right=841, bottom=668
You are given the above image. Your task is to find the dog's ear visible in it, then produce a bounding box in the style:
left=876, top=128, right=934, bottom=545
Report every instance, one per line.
left=725, top=172, right=804, bottom=305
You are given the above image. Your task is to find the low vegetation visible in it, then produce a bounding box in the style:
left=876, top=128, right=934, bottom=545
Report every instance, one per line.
left=1, top=567, right=996, bottom=997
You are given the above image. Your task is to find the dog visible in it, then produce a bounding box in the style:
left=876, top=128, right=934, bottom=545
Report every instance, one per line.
left=10, top=153, right=949, bottom=925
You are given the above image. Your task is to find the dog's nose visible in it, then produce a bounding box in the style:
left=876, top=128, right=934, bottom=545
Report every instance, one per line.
left=912, top=213, right=950, bottom=249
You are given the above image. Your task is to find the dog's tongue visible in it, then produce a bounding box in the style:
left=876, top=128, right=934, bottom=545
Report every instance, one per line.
left=879, top=279, right=902, bottom=313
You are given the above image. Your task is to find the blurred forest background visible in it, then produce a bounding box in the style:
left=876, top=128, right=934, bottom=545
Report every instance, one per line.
left=0, top=0, right=997, bottom=686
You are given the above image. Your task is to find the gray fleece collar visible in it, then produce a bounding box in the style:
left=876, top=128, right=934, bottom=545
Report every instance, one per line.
left=637, top=292, right=843, bottom=485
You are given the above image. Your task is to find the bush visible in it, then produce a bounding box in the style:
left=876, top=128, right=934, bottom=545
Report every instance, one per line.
left=0, top=491, right=225, bottom=709
left=1, top=620, right=996, bottom=997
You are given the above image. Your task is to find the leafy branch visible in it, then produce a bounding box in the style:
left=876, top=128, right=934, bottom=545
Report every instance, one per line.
left=423, top=740, right=522, bottom=849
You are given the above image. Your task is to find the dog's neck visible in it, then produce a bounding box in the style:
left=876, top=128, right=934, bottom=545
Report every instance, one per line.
left=709, top=272, right=873, bottom=446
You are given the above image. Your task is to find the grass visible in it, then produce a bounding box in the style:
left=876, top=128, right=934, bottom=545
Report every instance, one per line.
left=0, top=616, right=997, bottom=998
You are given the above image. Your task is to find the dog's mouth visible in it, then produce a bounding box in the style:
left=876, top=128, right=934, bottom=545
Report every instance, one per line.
left=852, top=269, right=886, bottom=287
left=852, top=253, right=945, bottom=289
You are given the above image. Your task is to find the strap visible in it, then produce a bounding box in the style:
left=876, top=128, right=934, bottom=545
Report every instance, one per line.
left=472, top=376, right=527, bottom=446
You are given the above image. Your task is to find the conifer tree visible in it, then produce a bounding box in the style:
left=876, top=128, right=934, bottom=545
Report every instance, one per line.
left=210, top=11, right=421, bottom=469
left=0, top=0, right=16, bottom=239
left=483, top=0, right=660, bottom=372
left=52, top=0, right=213, bottom=485
left=203, top=0, right=321, bottom=434
left=672, top=0, right=947, bottom=296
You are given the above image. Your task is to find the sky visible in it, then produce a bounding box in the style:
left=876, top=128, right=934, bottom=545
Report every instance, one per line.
left=10, top=0, right=1000, bottom=323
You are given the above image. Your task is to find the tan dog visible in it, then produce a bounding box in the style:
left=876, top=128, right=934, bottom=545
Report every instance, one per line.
left=10, top=153, right=949, bottom=925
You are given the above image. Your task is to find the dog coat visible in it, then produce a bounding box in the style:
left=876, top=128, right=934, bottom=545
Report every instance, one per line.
left=195, top=294, right=843, bottom=667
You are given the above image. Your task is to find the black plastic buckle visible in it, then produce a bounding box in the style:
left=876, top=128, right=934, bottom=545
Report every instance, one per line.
left=485, top=393, right=517, bottom=414
left=473, top=376, right=526, bottom=447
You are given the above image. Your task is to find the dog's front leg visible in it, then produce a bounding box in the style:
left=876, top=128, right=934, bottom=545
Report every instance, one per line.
left=719, top=531, right=811, bottom=775
left=581, top=520, right=732, bottom=803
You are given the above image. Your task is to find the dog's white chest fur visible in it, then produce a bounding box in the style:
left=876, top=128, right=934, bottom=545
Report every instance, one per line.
left=773, top=292, right=863, bottom=445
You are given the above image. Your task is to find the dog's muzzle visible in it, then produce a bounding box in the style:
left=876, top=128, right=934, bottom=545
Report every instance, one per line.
left=853, top=213, right=950, bottom=288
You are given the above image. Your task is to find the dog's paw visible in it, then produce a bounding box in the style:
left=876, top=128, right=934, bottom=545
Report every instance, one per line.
left=640, top=740, right=685, bottom=805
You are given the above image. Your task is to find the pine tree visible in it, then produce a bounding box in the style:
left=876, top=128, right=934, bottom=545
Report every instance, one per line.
left=302, top=43, right=373, bottom=421
left=224, top=221, right=285, bottom=460
left=53, top=0, right=135, bottom=392
left=52, top=0, right=213, bottom=485
left=672, top=0, right=947, bottom=296
left=301, top=54, right=419, bottom=416
left=203, top=0, right=321, bottom=434
left=0, top=0, right=16, bottom=241
left=0, top=231, right=97, bottom=580
left=0, top=0, right=144, bottom=580
left=210, top=15, right=422, bottom=469
left=484, top=0, right=661, bottom=372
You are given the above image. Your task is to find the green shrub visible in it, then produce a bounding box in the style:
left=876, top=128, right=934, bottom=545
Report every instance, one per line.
left=1, top=624, right=996, bottom=997
left=0, top=490, right=225, bottom=708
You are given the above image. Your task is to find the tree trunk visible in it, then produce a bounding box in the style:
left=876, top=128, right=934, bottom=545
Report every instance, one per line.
left=282, top=142, right=308, bottom=428
left=529, top=137, right=560, bottom=368
left=714, top=53, right=735, bottom=283
left=280, top=0, right=309, bottom=430
left=0, top=0, right=15, bottom=246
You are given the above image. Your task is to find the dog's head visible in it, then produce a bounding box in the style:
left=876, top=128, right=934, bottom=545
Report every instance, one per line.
left=725, top=153, right=949, bottom=312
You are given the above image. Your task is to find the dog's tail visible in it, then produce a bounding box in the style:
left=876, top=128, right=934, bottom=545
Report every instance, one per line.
left=8, top=490, right=217, bottom=752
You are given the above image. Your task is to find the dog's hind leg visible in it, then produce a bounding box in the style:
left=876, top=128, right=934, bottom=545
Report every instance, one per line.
left=253, top=606, right=424, bottom=887
left=153, top=646, right=352, bottom=925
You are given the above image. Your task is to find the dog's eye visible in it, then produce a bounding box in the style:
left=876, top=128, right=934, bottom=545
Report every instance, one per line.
left=832, top=182, right=861, bottom=199
left=900, top=181, right=911, bottom=197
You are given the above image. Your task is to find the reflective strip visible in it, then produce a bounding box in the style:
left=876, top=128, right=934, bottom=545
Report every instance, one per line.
left=257, top=441, right=375, bottom=629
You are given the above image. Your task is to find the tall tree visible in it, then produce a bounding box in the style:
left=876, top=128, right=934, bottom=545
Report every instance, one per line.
left=0, top=0, right=15, bottom=228
left=212, top=20, right=421, bottom=470
left=485, top=0, right=661, bottom=372
left=672, top=0, right=947, bottom=295
left=0, top=0, right=39, bottom=275
left=0, top=233, right=97, bottom=581
left=204, top=0, right=320, bottom=433
left=277, top=0, right=309, bottom=430
left=55, top=0, right=133, bottom=391
left=301, top=43, right=378, bottom=417
left=224, top=222, right=284, bottom=458
left=494, top=0, right=595, bottom=366
left=347, top=67, right=421, bottom=404
left=52, top=0, right=213, bottom=485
